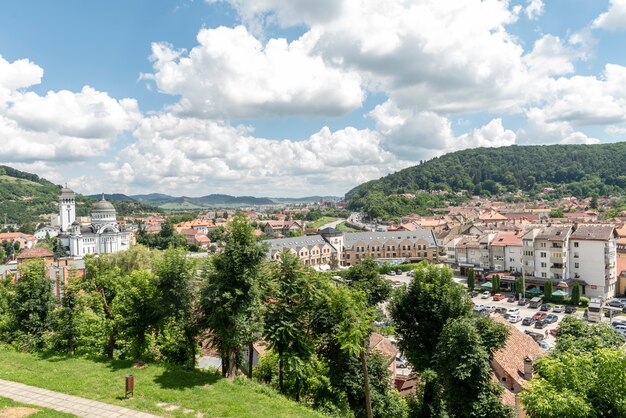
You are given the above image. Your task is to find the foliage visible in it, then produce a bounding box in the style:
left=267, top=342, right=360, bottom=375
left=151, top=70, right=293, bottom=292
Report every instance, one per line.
left=390, top=263, right=472, bottom=370
left=491, top=274, right=500, bottom=295
left=264, top=251, right=321, bottom=394
left=344, top=257, right=392, bottom=307
left=346, top=143, right=626, bottom=219
left=554, top=316, right=623, bottom=355
left=473, top=315, right=510, bottom=359
left=200, top=215, right=267, bottom=378
left=467, top=268, right=475, bottom=291
left=137, top=219, right=189, bottom=250
left=434, top=317, right=514, bottom=418
left=8, top=259, right=55, bottom=349
left=544, top=280, right=553, bottom=300
left=570, top=282, right=581, bottom=305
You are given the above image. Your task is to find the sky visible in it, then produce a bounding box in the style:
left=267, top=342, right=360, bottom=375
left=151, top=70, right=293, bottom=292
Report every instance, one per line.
left=1, top=0, right=626, bottom=197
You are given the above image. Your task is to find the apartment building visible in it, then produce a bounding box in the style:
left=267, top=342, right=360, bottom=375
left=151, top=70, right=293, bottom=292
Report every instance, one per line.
left=342, top=230, right=439, bottom=266
left=490, top=231, right=523, bottom=273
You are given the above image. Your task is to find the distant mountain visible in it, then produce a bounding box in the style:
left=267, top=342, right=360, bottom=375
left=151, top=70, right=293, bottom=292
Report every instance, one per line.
left=88, top=193, right=137, bottom=202
left=132, top=193, right=275, bottom=209
left=0, top=166, right=160, bottom=225
left=346, top=142, right=626, bottom=219
left=269, top=196, right=342, bottom=203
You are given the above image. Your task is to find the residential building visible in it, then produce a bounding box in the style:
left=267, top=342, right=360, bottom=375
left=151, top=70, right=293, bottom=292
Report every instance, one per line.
left=568, top=224, right=617, bottom=299
left=490, top=231, right=523, bottom=273
left=0, top=232, right=37, bottom=250
left=342, top=229, right=439, bottom=266
left=262, top=220, right=304, bottom=236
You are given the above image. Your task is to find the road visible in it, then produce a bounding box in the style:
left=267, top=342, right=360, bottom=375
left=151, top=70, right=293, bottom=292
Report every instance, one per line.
left=317, top=218, right=346, bottom=230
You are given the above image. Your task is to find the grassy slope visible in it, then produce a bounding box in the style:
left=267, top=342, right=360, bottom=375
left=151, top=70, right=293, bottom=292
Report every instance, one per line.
left=0, top=396, right=75, bottom=417
left=335, top=222, right=360, bottom=232
left=306, top=217, right=337, bottom=229
left=0, top=350, right=322, bottom=418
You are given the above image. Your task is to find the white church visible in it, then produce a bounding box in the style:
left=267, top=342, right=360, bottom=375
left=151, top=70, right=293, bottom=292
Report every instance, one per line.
left=58, top=187, right=130, bottom=256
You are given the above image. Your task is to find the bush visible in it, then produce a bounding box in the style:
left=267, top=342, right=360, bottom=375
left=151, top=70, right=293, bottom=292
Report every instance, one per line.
left=579, top=297, right=590, bottom=307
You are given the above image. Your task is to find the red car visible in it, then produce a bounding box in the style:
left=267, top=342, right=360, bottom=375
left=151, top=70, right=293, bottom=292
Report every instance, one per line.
left=549, top=328, right=559, bottom=337
left=493, top=293, right=506, bottom=301
left=533, top=312, right=547, bottom=321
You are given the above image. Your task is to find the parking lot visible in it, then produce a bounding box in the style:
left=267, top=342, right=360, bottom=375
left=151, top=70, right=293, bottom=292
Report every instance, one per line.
left=383, top=271, right=584, bottom=348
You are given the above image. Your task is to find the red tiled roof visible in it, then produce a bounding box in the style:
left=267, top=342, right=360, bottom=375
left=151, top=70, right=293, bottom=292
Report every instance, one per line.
left=17, top=247, right=54, bottom=259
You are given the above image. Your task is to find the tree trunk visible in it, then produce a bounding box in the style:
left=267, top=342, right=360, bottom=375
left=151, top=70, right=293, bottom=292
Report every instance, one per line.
left=106, top=329, right=116, bottom=359
left=360, top=349, right=373, bottom=418
left=248, top=342, right=254, bottom=378
left=279, top=351, right=284, bottom=393
left=226, top=348, right=237, bottom=379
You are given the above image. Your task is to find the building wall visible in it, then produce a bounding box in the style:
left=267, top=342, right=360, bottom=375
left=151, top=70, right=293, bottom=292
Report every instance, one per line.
left=569, top=239, right=616, bottom=299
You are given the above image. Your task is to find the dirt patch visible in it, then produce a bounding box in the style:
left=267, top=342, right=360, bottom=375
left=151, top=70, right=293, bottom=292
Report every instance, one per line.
left=0, top=407, right=40, bottom=418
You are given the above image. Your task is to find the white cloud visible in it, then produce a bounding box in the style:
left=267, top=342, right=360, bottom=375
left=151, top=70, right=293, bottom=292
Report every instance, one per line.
left=525, top=0, right=544, bottom=20
left=593, top=0, right=626, bottom=30
left=101, top=114, right=406, bottom=196
left=520, top=108, right=600, bottom=145
left=0, top=56, right=141, bottom=163
left=537, top=64, right=626, bottom=126
left=524, top=35, right=577, bottom=76
left=370, top=100, right=516, bottom=160
left=145, top=25, right=364, bottom=118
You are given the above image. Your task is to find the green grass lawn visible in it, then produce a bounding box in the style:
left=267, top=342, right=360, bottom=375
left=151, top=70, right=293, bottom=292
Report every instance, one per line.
left=335, top=222, right=360, bottom=232
left=0, top=349, right=323, bottom=418
left=306, top=217, right=337, bottom=229
left=0, top=396, right=75, bottom=417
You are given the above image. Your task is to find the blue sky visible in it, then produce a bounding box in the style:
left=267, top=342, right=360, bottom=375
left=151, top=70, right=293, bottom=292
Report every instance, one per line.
left=0, top=0, right=625, bottom=196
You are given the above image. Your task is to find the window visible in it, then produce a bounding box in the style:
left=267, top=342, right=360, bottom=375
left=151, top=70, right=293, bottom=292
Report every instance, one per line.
left=541, top=262, right=547, bottom=268
left=540, top=242, right=546, bottom=248
left=574, top=242, right=579, bottom=248
left=540, top=252, right=547, bottom=258
left=574, top=252, right=579, bottom=258
left=541, top=272, right=547, bottom=278
left=575, top=262, right=579, bottom=268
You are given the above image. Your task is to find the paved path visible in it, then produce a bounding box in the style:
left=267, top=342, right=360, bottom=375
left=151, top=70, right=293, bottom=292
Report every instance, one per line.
left=317, top=218, right=346, bottom=230
left=0, top=379, right=161, bottom=418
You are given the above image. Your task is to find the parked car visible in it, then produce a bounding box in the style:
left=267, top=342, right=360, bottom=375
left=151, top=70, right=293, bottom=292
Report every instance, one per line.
left=613, top=325, right=626, bottom=339
left=553, top=305, right=565, bottom=313
left=529, top=297, right=543, bottom=308
left=506, top=307, right=520, bottom=316
left=524, top=330, right=544, bottom=341
left=534, top=319, right=548, bottom=329
left=507, top=296, right=516, bottom=303
left=607, top=299, right=624, bottom=308
left=407, top=271, right=414, bottom=277
left=540, top=303, right=551, bottom=312
left=508, top=315, right=522, bottom=323
left=533, top=312, right=547, bottom=321
left=481, top=291, right=490, bottom=299
left=522, top=317, right=535, bottom=326
left=545, top=314, right=558, bottom=324
left=485, top=305, right=496, bottom=313
left=493, top=293, right=506, bottom=301
left=564, top=306, right=577, bottom=314
left=495, top=307, right=508, bottom=314
left=388, top=271, right=396, bottom=276
left=471, top=291, right=479, bottom=297
left=518, top=297, right=528, bottom=306
left=612, top=319, right=626, bottom=328
left=538, top=340, right=552, bottom=350
left=549, top=328, right=559, bottom=337
left=396, top=270, right=403, bottom=275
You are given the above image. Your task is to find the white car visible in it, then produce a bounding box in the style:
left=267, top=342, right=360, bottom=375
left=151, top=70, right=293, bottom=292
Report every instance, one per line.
left=506, top=308, right=520, bottom=316
left=553, top=305, right=564, bottom=313
left=508, top=315, right=522, bottom=323
left=481, top=291, right=490, bottom=299
left=484, top=306, right=496, bottom=313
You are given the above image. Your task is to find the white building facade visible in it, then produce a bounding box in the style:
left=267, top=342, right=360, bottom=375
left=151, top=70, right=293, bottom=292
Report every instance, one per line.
left=58, top=188, right=130, bottom=257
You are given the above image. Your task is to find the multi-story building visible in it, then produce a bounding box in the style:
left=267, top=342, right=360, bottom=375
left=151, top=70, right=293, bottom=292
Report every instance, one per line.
left=490, top=230, right=523, bottom=273
left=568, top=225, right=617, bottom=299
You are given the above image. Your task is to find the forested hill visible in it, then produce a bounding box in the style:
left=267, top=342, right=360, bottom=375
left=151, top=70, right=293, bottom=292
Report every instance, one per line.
left=346, top=142, right=626, bottom=218
left=0, top=166, right=160, bottom=225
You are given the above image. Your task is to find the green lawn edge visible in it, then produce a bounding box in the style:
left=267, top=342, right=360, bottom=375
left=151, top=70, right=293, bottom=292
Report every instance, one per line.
left=0, top=349, right=323, bottom=418
left=0, top=395, right=76, bottom=417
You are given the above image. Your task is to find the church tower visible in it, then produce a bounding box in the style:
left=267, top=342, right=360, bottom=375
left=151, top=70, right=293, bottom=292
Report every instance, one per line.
left=59, top=186, right=76, bottom=233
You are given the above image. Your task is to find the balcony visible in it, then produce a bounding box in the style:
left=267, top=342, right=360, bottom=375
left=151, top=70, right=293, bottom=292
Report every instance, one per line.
left=550, top=256, right=566, bottom=264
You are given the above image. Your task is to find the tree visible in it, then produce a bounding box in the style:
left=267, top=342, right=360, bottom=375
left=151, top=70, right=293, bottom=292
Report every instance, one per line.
left=391, top=263, right=472, bottom=370
left=571, top=281, right=581, bottom=306
left=345, top=257, right=392, bottom=307
left=264, top=251, right=321, bottom=396
left=111, top=270, right=160, bottom=359
left=154, top=247, right=198, bottom=367
left=434, top=318, right=514, bottom=418
left=515, top=276, right=524, bottom=296
left=10, top=259, right=55, bottom=348
left=491, top=274, right=500, bottom=295
left=554, top=316, right=622, bottom=355
left=328, top=286, right=375, bottom=418
left=467, top=268, right=475, bottom=291
left=201, top=215, right=267, bottom=378
left=544, top=280, right=553, bottom=301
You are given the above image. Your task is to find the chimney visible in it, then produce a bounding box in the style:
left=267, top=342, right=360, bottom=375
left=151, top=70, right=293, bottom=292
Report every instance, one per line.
left=523, top=356, right=533, bottom=381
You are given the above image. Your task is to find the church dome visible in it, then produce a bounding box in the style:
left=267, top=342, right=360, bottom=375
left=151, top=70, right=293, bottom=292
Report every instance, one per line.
left=93, top=198, right=115, bottom=211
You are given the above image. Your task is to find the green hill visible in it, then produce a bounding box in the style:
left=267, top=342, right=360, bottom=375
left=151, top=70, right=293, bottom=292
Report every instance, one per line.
left=346, top=142, right=626, bottom=219
left=0, top=166, right=160, bottom=225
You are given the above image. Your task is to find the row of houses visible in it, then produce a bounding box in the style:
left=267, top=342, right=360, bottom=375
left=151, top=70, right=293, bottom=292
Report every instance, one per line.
left=266, top=227, right=442, bottom=267
left=444, top=223, right=617, bottom=300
